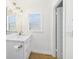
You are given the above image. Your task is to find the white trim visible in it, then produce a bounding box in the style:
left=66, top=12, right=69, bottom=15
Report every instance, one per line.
left=54, top=0, right=67, bottom=59
left=50, top=0, right=62, bottom=57
left=63, top=0, right=66, bottom=59
left=53, top=0, right=63, bottom=57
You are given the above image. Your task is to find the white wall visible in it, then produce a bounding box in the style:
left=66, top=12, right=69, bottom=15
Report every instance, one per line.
left=30, top=0, right=53, bottom=55
left=15, top=0, right=57, bottom=56
left=7, top=0, right=57, bottom=56
left=65, top=0, right=73, bottom=59
left=50, top=0, right=59, bottom=57
left=63, top=0, right=73, bottom=59
left=30, top=0, right=58, bottom=56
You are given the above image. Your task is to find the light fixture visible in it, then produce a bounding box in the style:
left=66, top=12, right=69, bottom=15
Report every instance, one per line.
left=13, top=2, right=16, bottom=6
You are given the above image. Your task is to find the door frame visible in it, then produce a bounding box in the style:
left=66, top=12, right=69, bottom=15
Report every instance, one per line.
left=54, top=0, right=66, bottom=59
left=54, top=0, right=73, bottom=59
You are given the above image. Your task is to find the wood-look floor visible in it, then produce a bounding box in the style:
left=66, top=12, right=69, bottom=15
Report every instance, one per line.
left=29, top=52, right=56, bottom=59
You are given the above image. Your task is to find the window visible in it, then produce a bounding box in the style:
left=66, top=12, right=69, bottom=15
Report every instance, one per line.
left=29, top=12, right=42, bottom=32
left=7, top=16, right=16, bottom=32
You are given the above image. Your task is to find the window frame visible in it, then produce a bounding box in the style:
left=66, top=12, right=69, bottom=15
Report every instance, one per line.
left=28, top=12, right=43, bottom=32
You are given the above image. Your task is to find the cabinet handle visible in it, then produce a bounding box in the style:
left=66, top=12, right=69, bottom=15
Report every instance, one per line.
left=18, top=45, right=23, bottom=49
left=14, top=45, right=23, bottom=49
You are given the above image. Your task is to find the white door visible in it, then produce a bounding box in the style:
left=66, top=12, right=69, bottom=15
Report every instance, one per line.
left=57, top=7, right=63, bottom=59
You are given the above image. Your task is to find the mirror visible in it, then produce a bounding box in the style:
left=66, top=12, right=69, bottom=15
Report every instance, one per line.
left=6, top=8, right=17, bottom=33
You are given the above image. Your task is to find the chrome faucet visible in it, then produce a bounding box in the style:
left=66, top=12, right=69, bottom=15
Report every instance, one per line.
left=19, top=31, right=22, bottom=35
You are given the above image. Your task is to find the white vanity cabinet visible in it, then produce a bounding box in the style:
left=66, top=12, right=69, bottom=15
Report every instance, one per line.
left=6, top=34, right=32, bottom=59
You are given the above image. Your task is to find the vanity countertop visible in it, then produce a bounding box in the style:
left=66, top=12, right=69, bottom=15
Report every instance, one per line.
left=6, top=33, right=32, bottom=42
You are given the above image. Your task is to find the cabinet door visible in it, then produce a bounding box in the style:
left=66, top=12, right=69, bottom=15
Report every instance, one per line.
left=6, top=41, right=24, bottom=59
left=24, top=39, right=31, bottom=59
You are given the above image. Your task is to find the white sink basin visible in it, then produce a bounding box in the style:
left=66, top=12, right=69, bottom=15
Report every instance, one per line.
left=6, top=33, right=31, bottom=42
